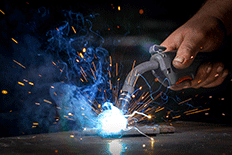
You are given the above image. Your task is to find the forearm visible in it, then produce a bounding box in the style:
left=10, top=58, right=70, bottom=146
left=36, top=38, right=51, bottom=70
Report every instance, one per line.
left=196, top=0, right=232, bottom=35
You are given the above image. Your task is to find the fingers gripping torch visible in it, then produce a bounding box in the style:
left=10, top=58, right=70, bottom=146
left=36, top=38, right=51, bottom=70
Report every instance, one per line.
left=118, top=44, right=208, bottom=113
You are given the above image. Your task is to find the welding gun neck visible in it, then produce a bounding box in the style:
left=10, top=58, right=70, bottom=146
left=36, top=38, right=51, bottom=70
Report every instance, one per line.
left=122, top=60, right=159, bottom=94
left=118, top=60, right=159, bottom=111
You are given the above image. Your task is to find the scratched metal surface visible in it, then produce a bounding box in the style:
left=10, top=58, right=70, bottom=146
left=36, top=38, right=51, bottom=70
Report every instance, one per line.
left=0, top=122, right=231, bottom=155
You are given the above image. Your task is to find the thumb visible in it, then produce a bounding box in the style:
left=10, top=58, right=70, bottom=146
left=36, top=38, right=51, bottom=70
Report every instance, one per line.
left=173, top=35, right=202, bottom=69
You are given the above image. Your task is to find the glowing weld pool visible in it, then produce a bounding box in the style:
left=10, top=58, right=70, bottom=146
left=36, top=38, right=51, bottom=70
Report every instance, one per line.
left=97, top=102, right=128, bottom=137
left=95, top=102, right=157, bottom=138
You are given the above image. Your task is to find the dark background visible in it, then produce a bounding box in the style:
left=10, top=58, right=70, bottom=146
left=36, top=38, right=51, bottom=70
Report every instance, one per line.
left=0, top=0, right=231, bottom=137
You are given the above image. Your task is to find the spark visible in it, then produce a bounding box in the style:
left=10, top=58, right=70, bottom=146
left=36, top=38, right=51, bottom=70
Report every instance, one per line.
left=43, top=99, right=52, bottom=104
left=23, top=79, right=28, bottom=82
left=108, top=70, right=111, bottom=78
left=70, top=135, right=74, bottom=138
left=125, top=111, right=151, bottom=119
left=82, top=48, right=86, bottom=53
left=109, top=80, right=112, bottom=89
left=71, top=26, right=76, bottom=33
left=18, top=81, right=25, bottom=86
left=35, top=102, right=40, bottom=105
left=11, top=38, right=18, bottom=44
left=92, top=61, right=97, bottom=73
left=33, top=123, right=39, bottom=126
left=139, top=9, right=144, bottom=14
left=68, top=113, right=73, bottom=116
left=28, top=82, right=34, bottom=85
left=97, top=102, right=127, bottom=136
left=116, top=63, right=118, bottom=76
left=155, top=107, right=164, bottom=113
left=178, top=98, right=192, bottom=105
left=80, top=67, right=87, bottom=77
left=2, top=90, right=8, bottom=94
left=79, top=52, right=84, bottom=58
left=52, top=61, right=56, bottom=65
left=0, top=9, right=5, bottom=15
left=80, top=71, right=88, bottom=82
left=109, top=56, right=112, bottom=67
left=172, top=115, right=181, bottom=119
left=90, top=68, right=97, bottom=80
left=13, top=60, right=26, bottom=69
left=186, top=108, right=210, bottom=115
left=184, top=108, right=198, bottom=114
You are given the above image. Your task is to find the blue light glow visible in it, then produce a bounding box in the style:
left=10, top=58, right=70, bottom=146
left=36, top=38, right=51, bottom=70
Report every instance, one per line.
left=97, top=102, right=128, bottom=136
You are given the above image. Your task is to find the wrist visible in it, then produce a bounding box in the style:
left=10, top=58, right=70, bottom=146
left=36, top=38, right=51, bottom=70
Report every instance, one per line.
left=195, top=0, right=232, bottom=35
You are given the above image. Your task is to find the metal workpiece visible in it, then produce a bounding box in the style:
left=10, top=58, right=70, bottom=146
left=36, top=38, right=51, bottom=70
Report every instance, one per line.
left=1, top=122, right=231, bottom=155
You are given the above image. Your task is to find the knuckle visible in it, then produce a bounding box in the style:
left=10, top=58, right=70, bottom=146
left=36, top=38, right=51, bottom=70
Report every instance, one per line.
left=215, top=62, right=224, bottom=68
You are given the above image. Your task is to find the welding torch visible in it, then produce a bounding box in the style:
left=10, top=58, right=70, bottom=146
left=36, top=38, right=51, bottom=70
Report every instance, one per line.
left=118, top=44, right=211, bottom=112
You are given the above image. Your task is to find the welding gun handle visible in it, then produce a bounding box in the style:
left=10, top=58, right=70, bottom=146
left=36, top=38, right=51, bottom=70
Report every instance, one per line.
left=151, top=51, right=213, bottom=87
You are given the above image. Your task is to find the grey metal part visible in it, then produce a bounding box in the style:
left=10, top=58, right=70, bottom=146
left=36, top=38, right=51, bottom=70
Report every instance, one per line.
left=82, top=125, right=161, bottom=136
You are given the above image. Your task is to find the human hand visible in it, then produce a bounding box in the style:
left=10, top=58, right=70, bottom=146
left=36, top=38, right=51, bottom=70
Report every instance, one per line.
left=161, top=15, right=228, bottom=90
